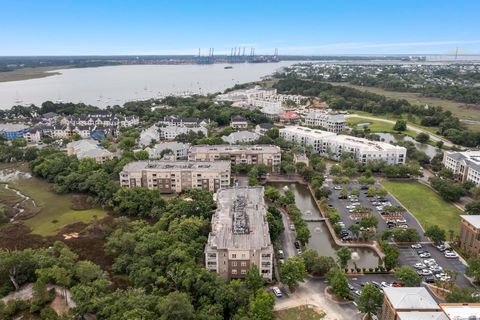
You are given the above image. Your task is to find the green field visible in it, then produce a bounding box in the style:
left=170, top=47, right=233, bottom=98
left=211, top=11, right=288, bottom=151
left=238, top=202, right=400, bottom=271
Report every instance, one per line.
left=275, top=306, right=325, bottom=320
left=1, top=164, right=107, bottom=236
left=381, top=180, right=463, bottom=235
left=347, top=116, right=419, bottom=138
left=330, top=82, right=480, bottom=126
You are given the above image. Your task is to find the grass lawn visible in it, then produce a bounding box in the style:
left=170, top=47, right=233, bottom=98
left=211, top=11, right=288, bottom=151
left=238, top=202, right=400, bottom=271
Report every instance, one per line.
left=381, top=180, right=463, bottom=235
left=329, top=82, right=480, bottom=127
left=275, top=306, right=325, bottom=320
left=10, top=174, right=106, bottom=236
left=347, top=116, right=419, bottom=138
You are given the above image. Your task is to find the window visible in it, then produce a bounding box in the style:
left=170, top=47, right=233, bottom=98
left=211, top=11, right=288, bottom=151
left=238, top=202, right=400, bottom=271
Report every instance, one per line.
left=232, top=269, right=237, bottom=275
left=241, top=261, right=246, bottom=267
left=232, top=261, right=237, bottom=267
left=232, top=254, right=236, bottom=259
left=241, top=269, right=247, bottom=275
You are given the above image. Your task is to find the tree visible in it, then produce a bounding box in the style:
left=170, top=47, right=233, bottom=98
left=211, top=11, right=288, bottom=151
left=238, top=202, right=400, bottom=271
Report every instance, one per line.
left=245, top=265, right=263, bottom=293
left=301, top=249, right=319, bottom=273
left=425, top=225, right=446, bottom=245
left=358, top=283, right=383, bottom=319
left=118, top=136, right=136, bottom=151
left=466, top=257, right=480, bottom=283
left=336, top=247, right=351, bottom=269
left=248, top=290, right=275, bottom=320
left=0, top=249, right=36, bottom=291
left=314, top=256, right=337, bottom=276
left=314, top=187, right=331, bottom=200
left=264, top=186, right=280, bottom=202
left=359, top=215, right=378, bottom=229
left=392, top=228, right=421, bottom=243
left=436, top=140, right=444, bottom=149
left=393, top=120, right=407, bottom=132
left=395, top=266, right=421, bottom=287
left=326, top=269, right=350, bottom=298
left=339, top=188, right=349, bottom=199
left=466, top=201, right=480, bottom=215
left=446, top=286, right=480, bottom=303
left=415, top=132, right=430, bottom=143
left=367, top=186, right=377, bottom=197
left=380, top=241, right=400, bottom=270
left=280, top=256, right=307, bottom=291
left=156, top=291, right=195, bottom=320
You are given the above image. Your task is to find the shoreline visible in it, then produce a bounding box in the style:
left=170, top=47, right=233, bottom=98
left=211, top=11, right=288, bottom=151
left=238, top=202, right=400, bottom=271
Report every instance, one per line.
left=0, top=66, right=69, bottom=83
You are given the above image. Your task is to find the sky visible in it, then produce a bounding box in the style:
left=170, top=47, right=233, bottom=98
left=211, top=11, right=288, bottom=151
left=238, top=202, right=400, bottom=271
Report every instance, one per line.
left=1, top=0, right=479, bottom=56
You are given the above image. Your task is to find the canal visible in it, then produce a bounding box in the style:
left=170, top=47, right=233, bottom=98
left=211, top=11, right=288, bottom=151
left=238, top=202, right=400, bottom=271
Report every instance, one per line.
left=270, top=182, right=382, bottom=269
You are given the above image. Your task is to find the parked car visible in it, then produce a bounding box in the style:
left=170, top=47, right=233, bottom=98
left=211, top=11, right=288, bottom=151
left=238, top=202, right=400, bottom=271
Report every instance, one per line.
left=411, top=244, right=422, bottom=249
left=279, top=259, right=285, bottom=265
left=398, top=224, right=409, bottom=229
left=296, top=248, right=302, bottom=255
left=380, top=282, right=390, bottom=288
left=334, top=186, right=342, bottom=190
left=294, top=241, right=300, bottom=249
left=414, top=263, right=426, bottom=269
left=436, top=244, right=447, bottom=252
left=396, top=219, right=407, bottom=224
left=421, top=269, right=433, bottom=276
left=424, top=259, right=437, bottom=265
left=419, top=252, right=431, bottom=258
left=278, top=250, right=284, bottom=259
left=272, top=287, right=282, bottom=297
left=430, top=266, right=443, bottom=273
left=353, top=290, right=362, bottom=296
left=289, top=224, right=295, bottom=231
left=445, top=251, right=459, bottom=259
left=424, top=275, right=436, bottom=283
left=348, top=284, right=355, bottom=291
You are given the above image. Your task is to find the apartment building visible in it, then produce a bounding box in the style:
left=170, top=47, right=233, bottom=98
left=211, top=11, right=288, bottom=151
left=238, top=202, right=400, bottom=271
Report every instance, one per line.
left=380, top=287, right=443, bottom=320
left=304, top=110, right=346, bottom=133
left=230, top=115, right=248, bottom=129
left=443, top=151, right=480, bottom=186
left=66, top=139, right=114, bottom=163
left=204, top=187, right=273, bottom=280
left=119, top=160, right=231, bottom=193
left=145, top=142, right=191, bottom=160
left=280, top=126, right=406, bottom=165
left=459, top=215, right=480, bottom=256
left=221, top=131, right=260, bottom=144
left=188, top=145, right=281, bottom=168
left=159, top=125, right=208, bottom=141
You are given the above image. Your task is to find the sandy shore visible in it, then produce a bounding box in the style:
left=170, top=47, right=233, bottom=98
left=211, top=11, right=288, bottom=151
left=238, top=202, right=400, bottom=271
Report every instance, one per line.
left=0, top=66, right=70, bottom=83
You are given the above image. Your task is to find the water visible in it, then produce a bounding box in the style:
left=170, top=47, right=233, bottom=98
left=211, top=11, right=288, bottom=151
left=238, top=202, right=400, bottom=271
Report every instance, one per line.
left=375, top=132, right=438, bottom=158
left=271, top=182, right=382, bottom=269
left=0, top=62, right=300, bottom=109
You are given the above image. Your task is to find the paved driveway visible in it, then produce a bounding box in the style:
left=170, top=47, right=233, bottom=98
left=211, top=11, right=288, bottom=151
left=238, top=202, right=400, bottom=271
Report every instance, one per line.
left=274, top=276, right=362, bottom=320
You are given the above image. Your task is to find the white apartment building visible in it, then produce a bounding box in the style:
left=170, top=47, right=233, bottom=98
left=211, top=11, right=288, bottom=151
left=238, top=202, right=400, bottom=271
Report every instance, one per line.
left=304, top=110, right=346, bottom=133
left=280, top=126, right=406, bottom=165
left=145, top=142, right=191, bottom=160
left=221, top=131, right=260, bottom=144
left=443, top=151, right=480, bottom=186
left=119, top=160, right=231, bottom=193
left=205, top=187, right=273, bottom=280
left=66, top=139, right=114, bottom=163
left=159, top=125, right=208, bottom=141
left=188, top=145, right=282, bottom=168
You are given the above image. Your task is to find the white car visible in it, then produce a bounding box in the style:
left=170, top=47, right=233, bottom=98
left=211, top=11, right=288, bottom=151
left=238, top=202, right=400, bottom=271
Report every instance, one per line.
left=272, top=287, right=282, bottom=297
left=445, top=251, right=459, bottom=259
left=411, top=244, right=422, bottom=249
left=430, top=266, right=443, bottom=273
left=419, top=252, right=431, bottom=258
left=398, top=224, right=408, bottom=229
left=421, top=269, right=433, bottom=276
left=396, top=219, right=407, bottom=224
left=334, top=186, right=342, bottom=190
left=414, top=263, right=426, bottom=269
left=380, top=282, right=390, bottom=288
left=289, top=224, right=295, bottom=231
left=424, top=259, right=436, bottom=265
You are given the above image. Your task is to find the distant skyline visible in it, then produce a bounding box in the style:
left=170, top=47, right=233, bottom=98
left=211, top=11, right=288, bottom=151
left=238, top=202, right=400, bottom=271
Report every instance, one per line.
left=1, top=0, right=479, bottom=56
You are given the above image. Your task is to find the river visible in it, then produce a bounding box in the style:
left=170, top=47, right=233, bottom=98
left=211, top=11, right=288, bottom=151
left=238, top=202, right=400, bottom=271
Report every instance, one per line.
left=271, top=182, right=382, bottom=269
left=0, top=62, right=300, bottom=109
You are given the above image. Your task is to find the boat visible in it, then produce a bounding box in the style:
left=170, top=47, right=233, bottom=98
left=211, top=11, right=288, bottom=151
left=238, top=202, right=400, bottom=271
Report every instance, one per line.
left=224, top=66, right=233, bottom=69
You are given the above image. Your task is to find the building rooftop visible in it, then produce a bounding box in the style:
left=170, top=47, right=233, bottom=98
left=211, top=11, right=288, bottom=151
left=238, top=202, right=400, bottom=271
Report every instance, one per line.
left=397, top=312, right=447, bottom=320
left=190, top=144, right=280, bottom=154
left=0, top=123, right=30, bottom=132
left=231, top=115, right=247, bottom=122
left=331, top=134, right=406, bottom=152
left=280, top=126, right=337, bottom=138
left=206, top=187, right=271, bottom=250
left=121, top=160, right=230, bottom=173
left=461, top=215, right=480, bottom=228
left=221, top=131, right=260, bottom=144
left=383, top=287, right=440, bottom=310
left=446, top=151, right=480, bottom=172
left=440, top=303, right=480, bottom=319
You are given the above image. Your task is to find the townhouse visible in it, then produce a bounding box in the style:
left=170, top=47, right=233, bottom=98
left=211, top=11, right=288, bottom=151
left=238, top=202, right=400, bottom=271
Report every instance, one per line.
left=443, top=151, right=480, bottom=186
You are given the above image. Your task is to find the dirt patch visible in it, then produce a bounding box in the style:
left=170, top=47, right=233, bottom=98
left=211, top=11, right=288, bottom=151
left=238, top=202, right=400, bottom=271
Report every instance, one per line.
left=70, top=194, right=96, bottom=210
left=0, top=223, right=48, bottom=250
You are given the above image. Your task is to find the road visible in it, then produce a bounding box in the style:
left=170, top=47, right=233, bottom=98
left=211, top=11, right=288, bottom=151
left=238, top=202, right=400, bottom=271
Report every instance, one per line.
left=345, top=114, right=455, bottom=147
left=279, top=207, right=298, bottom=259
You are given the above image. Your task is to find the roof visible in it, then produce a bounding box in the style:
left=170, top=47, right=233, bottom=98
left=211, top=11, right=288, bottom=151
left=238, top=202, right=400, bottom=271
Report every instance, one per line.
left=0, top=123, right=30, bottom=132
left=121, top=160, right=230, bottom=173
left=280, top=111, right=300, bottom=120
left=189, top=144, right=281, bottom=154
left=206, top=187, right=272, bottom=251
left=383, top=287, right=440, bottom=310
left=397, top=312, right=447, bottom=320
left=461, top=215, right=480, bottom=228
left=440, top=303, right=480, bottom=319
left=221, top=131, right=260, bottom=144
left=231, top=115, right=247, bottom=122
left=258, top=123, right=274, bottom=129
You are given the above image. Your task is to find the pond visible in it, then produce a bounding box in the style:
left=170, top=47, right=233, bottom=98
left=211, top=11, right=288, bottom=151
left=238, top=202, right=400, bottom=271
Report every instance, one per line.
left=375, top=132, right=438, bottom=159
left=270, top=182, right=382, bottom=269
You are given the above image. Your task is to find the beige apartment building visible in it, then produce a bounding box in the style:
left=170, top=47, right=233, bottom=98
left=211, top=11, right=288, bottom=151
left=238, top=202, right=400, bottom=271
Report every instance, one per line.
left=380, top=287, right=443, bottom=320
left=119, top=160, right=230, bottom=193
left=205, top=187, right=273, bottom=281
left=459, top=215, right=480, bottom=256
left=188, top=145, right=281, bottom=169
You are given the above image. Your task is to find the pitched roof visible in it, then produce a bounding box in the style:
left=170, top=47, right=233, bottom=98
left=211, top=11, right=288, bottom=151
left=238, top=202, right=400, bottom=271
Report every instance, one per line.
left=383, top=287, right=439, bottom=310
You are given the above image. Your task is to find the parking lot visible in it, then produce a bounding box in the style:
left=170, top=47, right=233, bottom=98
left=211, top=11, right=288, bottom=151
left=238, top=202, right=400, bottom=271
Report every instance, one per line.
left=324, top=177, right=471, bottom=287
left=325, top=180, right=428, bottom=241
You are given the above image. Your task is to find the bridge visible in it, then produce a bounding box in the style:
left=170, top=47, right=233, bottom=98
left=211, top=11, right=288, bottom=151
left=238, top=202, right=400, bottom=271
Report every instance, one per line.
left=303, top=217, right=327, bottom=222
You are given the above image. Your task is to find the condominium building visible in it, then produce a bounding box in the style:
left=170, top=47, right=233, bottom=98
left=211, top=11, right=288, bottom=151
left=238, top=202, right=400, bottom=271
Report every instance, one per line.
left=205, top=187, right=273, bottom=280
left=280, top=126, right=406, bottom=165
left=119, top=160, right=230, bottom=193
left=221, top=131, right=260, bottom=144
left=380, top=287, right=443, bottom=320
left=159, top=125, right=208, bottom=141
left=145, top=142, right=191, bottom=160
left=66, top=139, right=114, bottom=164
left=188, top=145, right=282, bottom=168
left=304, top=110, right=346, bottom=133
left=443, top=151, right=480, bottom=186
left=459, top=215, right=480, bottom=256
